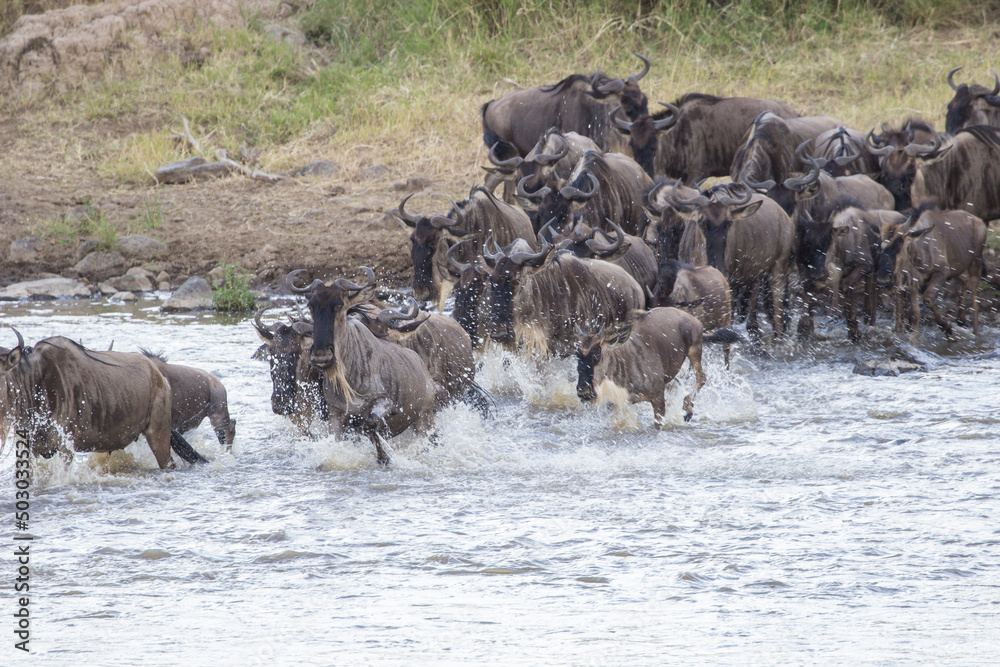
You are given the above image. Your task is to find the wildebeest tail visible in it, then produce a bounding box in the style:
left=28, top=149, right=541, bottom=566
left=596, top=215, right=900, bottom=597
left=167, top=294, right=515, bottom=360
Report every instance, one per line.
left=703, top=328, right=746, bottom=345
left=170, top=430, right=209, bottom=464
left=463, top=380, right=496, bottom=419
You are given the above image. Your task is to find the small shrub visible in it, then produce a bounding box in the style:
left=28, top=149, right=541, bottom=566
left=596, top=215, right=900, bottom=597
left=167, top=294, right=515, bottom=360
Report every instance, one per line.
left=212, top=264, right=257, bottom=313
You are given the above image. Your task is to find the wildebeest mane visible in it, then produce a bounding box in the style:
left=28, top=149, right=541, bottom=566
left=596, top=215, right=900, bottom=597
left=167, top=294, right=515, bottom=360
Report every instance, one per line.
left=35, top=337, right=120, bottom=367
left=140, top=348, right=168, bottom=363
left=673, top=92, right=723, bottom=107
left=539, top=73, right=597, bottom=95
left=957, top=124, right=1000, bottom=149
left=826, top=196, right=867, bottom=217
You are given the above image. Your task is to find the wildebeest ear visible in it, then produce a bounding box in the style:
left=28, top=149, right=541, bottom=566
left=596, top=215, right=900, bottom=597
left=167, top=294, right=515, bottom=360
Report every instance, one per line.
left=731, top=200, right=763, bottom=220
left=442, top=227, right=477, bottom=240
left=346, top=285, right=378, bottom=308
left=907, top=224, right=935, bottom=238
left=251, top=344, right=269, bottom=361
left=3, top=347, right=21, bottom=370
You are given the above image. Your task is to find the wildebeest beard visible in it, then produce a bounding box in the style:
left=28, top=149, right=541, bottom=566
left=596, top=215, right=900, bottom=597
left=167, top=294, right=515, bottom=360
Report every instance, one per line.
left=488, top=260, right=519, bottom=344
left=575, top=344, right=601, bottom=402
left=702, top=219, right=731, bottom=279
left=307, top=288, right=345, bottom=369
left=410, top=231, right=438, bottom=301
left=876, top=236, right=903, bottom=286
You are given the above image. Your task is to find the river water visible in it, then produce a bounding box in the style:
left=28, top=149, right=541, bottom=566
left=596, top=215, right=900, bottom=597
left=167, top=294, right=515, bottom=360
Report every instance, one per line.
left=1, top=296, right=998, bottom=665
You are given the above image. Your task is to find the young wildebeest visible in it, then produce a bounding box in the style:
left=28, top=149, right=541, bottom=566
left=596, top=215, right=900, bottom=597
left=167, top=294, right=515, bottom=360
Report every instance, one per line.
left=825, top=202, right=906, bottom=342
left=288, top=268, right=436, bottom=465
left=141, top=350, right=236, bottom=451
left=253, top=307, right=329, bottom=434
left=575, top=308, right=738, bottom=425
left=876, top=204, right=988, bottom=337
left=0, top=330, right=206, bottom=468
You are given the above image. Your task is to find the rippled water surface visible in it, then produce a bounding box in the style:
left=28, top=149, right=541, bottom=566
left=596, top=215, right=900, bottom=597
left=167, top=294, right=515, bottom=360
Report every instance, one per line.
left=1, top=297, right=999, bottom=665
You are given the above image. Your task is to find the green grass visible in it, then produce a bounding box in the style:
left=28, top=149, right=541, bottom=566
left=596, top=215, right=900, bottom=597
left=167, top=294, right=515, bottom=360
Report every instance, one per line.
left=33, top=198, right=118, bottom=249
left=128, top=192, right=164, bottom=235
left=7, top=0, right=1000, bottom=184
left=211, top=264, right=257, bottom=313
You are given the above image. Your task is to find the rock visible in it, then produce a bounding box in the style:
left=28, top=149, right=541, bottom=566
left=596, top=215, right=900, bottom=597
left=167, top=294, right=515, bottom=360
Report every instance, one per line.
left=9, top=237, right=41, bottom=264
left=263, top=23, right=306, bottom=48
left=852, top=359, right=923, bottom=377
left=126, top=266, right=155, bottom=280
left=0, top=0, right=243, bottom=96
left=118, top=235, right=167, bottom=260
left=155, top=271, right=170, bottom=283
left=893, top=344, right=945, bottom=370
left=0, top=278, right=91, bottom=300
left=73, top=251, right=125, bottom=282
left=107, top=273, right=154, bottom=292
left=154, top=157, right=239, bottom=184
left=158, top=281, right=171, bottom=291
left=97, top=282, right=118, bottom=295
left=75, top=239, right=99, bottom=261
left=291, top=160, right=339, bottom=178
left=161, top=276, right=213, bottom=311
left=329, top=185, right=347, bottom=196
left=358, top=164, right=389, bottom=181
left=391, top=176, right=432, bottom=192
left=111, top=291, right=138, bottom=302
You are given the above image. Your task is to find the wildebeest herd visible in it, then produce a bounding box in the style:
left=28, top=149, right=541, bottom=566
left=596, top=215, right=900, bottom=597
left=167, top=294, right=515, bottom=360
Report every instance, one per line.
left=2, top=56, right=999, bottom=467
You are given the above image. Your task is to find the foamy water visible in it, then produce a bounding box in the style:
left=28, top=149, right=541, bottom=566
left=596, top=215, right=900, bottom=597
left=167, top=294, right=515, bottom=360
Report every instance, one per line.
left=1, top=297, right=998, bottom=665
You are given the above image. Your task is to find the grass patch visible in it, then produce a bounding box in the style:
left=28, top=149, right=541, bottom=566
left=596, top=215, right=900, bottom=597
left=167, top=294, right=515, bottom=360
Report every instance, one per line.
left=33, top=198, right=118, bottom=249
left=212, top=264, right=256, bottom=313
left=128, top=192, right=164, bottom=235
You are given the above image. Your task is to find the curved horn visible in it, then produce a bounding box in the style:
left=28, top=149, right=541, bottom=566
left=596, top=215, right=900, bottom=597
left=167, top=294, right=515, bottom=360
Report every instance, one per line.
left=794, top=138, right=814, bottom=165
left=990, top=69, right=1000, bottom=96
left=509, top=237, right=552, bottom=266
left=947, top=66, right=963, bottom=91
left=533, top=132, right=569, bottom=166
left=783, top=163, right=821, bottom=190
left=712, top=182, right=753, bottom=206
left=10, top=327, right=24, bottom=352
left=586, top=219, right=625, bottom=256
left=396, top=193, right=421, bottom=228
left=594, top=77, right=625, bottom=95
left=646, top=179, right=671, bottom=213
left=429, top=215, right=456, bottom=230
left=903, top=131, right=943, bottom=157
left=654, top=102, right=680, bottom=130
left=628, top=52, right=650, bottom=82
left=668, top=178, right=710, bottom=209
left=377, top=297, right=420, bottom=325
left=333, top=266, right=376, bottom=293
left=865, top=127, right=894, bottom=157
left=447, top=239, right=472, bottom=274
left=611, top=105, right=633, bottom=133
left=559, top=172, right=600, bottom=202
left=253, top=306, right=275, bottom=340
left=516, top=174, right=551, bottom=201
left=537, top=217, right=561, bottom=243
left=739, top=161, right=775, bottom=192
left=483, top=234, right=504, bottom=264
left=286, top=269, right=323, bottom=294
left=487, top=142, right=523, bottom=172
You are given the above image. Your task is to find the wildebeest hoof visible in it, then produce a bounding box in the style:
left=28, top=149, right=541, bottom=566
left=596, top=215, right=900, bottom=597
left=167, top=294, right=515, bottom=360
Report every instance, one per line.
left=683, top=411, right=693, bottom=422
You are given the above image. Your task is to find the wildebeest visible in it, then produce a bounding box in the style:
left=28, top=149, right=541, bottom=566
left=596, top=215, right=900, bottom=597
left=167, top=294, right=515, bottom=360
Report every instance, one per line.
left=518, top=149, right=652, bottom=237
left=612, top=94, right=799, bottom=182
left=484, top=238, right=645, bottom=357
left=0, top=330, right=206, bottom=468
left=289, top=268, right=436, bottom=465
left=666, top=182, right=795, bottom=339
left=876, top=204, right=988, bottom=337
left=252, top=307, right=329, bottom=433
left=540, top=218, right=657, bottom=294
left=576, top=307, right=737, bottom=425
left=782, top=153, right=894, bottom=286
left=481, top=53, right=651, bottom=160
left=908, top=125, right=1000, bottom=225
left=945, top=67, right=1000, bottom=134
left=825, top=202, right=906, bottom=341
left=141, top=350, right=236, bottom=451
left=484, top=128, right=600, bottom=205
left=396, top=185, right=535, bottom=310
left=864, top=119, right=940, bottom=210
left=731, top=112, right=843, bottom=187
left=813, top=126, right=878, bottom=177
left=349, top=297, right=492, bottom=416
left=444, top=240, right=493, bottom=348
left=648, top=259, right=735, bottom=368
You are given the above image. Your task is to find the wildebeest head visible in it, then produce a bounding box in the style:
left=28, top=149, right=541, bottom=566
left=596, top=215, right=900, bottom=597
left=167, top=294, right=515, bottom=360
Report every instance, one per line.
left=668, top=181, right=762, bottom=280
left=483, top=236, right=553, bottom=344
left=486, top=128, right=569, bottom=187
left=287, top=267, right=377, bottom=371
left=876, top=218, right=933, bottom=287
left=611, top=102, right=680, bottom=177
left=588, top=52, right=652, bottom=120
left=395, top=194, right=476, bottom=302
left=540, top=217, right=630, bottom=262
left=815, top=127, right=868, bottom=178
left=253, top=307, right=315, bottom=416
left=575, top=323, right=631, bottom=403
left=445, top=240, right=491, bottom=346
left=945, top=67, right=1000, bottom=134
left=866, top=121, right=942, bottom=210
left=518, top=166, right=600, bottom=234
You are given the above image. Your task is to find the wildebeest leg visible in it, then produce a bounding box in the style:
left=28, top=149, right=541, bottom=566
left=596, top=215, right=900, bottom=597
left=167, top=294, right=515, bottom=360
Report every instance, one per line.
left=209, top=410, right=235, bottom=451
left=745, top=282, right=762, bottom=342
left=682, top=341, right=707, bottom=423
left=770, top=268, right=786, bottom=338
left=840, top=266, right=866, bottom=342
left=920, top=271, right=952, bottom=337
left=170, top=430, right=210, bottom=464
left=650, top=391, right=667, bottom=429
left=970, top=263, right=981, bottom=335
left=146, top=390, right=175, bottom=469
left=366, top=399, right=396, bottom=466
left=863, top=274, right=877, bottom=327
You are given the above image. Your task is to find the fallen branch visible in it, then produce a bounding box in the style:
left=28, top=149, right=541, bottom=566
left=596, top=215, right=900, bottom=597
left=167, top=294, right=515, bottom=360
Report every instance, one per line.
left=215, top=149, right=285, bottom=183
left=170, top=116, right=203, bottom=156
